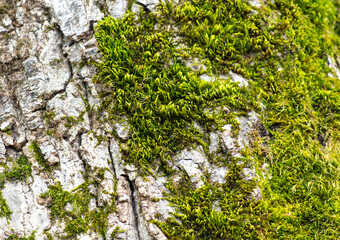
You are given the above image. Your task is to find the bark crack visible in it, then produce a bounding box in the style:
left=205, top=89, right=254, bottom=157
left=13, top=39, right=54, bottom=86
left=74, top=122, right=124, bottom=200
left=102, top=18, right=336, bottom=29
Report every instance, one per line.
left=54, top=23, right=73, bottom=93
left=123, top=174, right=141, bottom=240
left=108, top=138, right=117, bottom=178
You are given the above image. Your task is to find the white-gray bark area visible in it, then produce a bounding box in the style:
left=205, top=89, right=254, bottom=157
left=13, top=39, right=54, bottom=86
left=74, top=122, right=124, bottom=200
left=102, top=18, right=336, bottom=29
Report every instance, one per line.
left=0, top=0, right=267, bottom=239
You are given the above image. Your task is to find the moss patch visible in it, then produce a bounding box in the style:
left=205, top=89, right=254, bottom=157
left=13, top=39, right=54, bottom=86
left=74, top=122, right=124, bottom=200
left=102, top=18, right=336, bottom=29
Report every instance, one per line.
left=93, top=0, right=340, bottom=238
left=5, top=231, right=36, bottom=240
left=0, top=155, right=32, bottom=219
left=0, top=191, right=12, bottom=219
left=94, top=7, right=251, bottom=175
left=30, top=141, right=51, bottom=172
left=41, top=168, right=117, bottom=239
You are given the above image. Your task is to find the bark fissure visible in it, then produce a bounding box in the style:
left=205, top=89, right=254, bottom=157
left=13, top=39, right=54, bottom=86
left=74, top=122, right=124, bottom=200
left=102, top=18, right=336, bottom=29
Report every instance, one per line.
left=123, top=174, right=141, bottom=240
left=108, top=138, right=118, bottom=178
left=54, top=23, right=73, bottom=92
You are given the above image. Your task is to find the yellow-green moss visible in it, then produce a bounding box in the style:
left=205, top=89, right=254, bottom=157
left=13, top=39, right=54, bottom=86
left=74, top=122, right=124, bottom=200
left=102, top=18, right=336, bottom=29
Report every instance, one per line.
left=0, top=155, right=32, bottom=219
left=41, top=168, right=118, bottom=239
left=30, top=141, right=51, bottom=172
left=0, top=191, right=12, bottom=219
left=93, top=0, right=340, bottom=238
left=5, top=231, right=36, bottom=240
left=94, top=7, right=251, bottom=175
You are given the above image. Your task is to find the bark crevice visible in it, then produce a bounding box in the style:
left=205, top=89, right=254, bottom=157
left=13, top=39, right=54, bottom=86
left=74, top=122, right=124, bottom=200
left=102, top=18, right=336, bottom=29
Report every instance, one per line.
left=123, top=174, right=141, bottom=240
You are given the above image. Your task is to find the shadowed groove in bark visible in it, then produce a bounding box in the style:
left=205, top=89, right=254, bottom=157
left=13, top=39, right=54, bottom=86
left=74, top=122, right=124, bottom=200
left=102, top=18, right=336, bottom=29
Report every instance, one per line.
left=123, top=174, right=141, bottom=240
left=108, top=138, right=118, bottom=178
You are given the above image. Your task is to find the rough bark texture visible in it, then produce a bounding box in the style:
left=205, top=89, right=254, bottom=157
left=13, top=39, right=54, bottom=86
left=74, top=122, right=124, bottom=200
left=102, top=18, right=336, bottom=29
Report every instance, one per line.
left=2, top=0, right=337, bottom=239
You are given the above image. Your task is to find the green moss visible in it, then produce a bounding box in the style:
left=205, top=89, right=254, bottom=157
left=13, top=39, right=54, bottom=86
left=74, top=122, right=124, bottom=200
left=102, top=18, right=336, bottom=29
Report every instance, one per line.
left=0, top=155, right=32, bottom=219
left=155, top=184, right=261, bottom=239
left=4, top=156, right=32, bottom=181
left=44, top=111, right=56, bottom=136
left=0, top=191, right=12, bottom=219
left=93, top=0, right=340, bottom=238
left=94, top=10, right=251, bottom=175
left=49, top=58, right=63, bottom=69
left=45, top=232, right=54, bottom=240
left=61, top=113, right=85, bottom=128
left=1, top=126, right=12, bottom=136
left=5, top=231, right=36, bottom=240
left=30, top=141, right=51, bottom=172
left=41, top=168, right=117, bottom=239
left=45, top=23, right=57, bottom=31
left=78, top=59, right=90, bottom=70
left=110, top=226, right=125, bottom=238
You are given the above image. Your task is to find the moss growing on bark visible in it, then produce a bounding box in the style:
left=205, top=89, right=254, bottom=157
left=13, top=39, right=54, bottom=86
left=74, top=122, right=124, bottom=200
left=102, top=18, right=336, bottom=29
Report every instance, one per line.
left=30, top=141, right=51, bottom=172
left=0, top=155, right=32, bottom=219
left=94, top=5, right=251, bottom=175
left=0, top=191, right=12, bottom=219
left=41, top=168, right=117, bottom=239
left=5, top=231, right=36, bottom=240
left=92, top=0, right=340, bottom=238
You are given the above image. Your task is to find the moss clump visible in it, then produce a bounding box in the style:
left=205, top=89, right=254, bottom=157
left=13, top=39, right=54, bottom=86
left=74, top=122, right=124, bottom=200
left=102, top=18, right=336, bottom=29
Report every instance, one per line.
left=155, top=161, right=263, bottom=239
left=62, top=114, right=85, bottom=128
left=43, top=111, right=56, bottom=127
left=30, top=141, right=51, bottom=172
left=4, top=156, right=32, bottom=181
left=0, top=191, right=12, bottom=219
left=94, top=0, right=340, bottom=238
left=1, top=126, right=12, bottom=136
left=94, top=9, right=251, bottom=175
left=44, top=111, right=57, bottom=136
left=110, top=226, right=125, bottom=238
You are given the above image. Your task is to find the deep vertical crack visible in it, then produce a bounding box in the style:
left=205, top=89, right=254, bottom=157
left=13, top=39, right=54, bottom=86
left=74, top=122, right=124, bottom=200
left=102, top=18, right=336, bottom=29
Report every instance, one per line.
left=78, top=75, right=94, bottom=128
left=123, top=174, right=141, bottom=240
left=108, top=138, right=117, bottom=178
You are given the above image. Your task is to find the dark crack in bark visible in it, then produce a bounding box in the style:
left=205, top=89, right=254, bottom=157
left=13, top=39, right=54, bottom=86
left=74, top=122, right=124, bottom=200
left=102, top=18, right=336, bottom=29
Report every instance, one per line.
left=108, top=138, right=118, bottom=178
left=123, top=174, right=141, bottom=240
left=53, top=23, right=74, bottom=95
